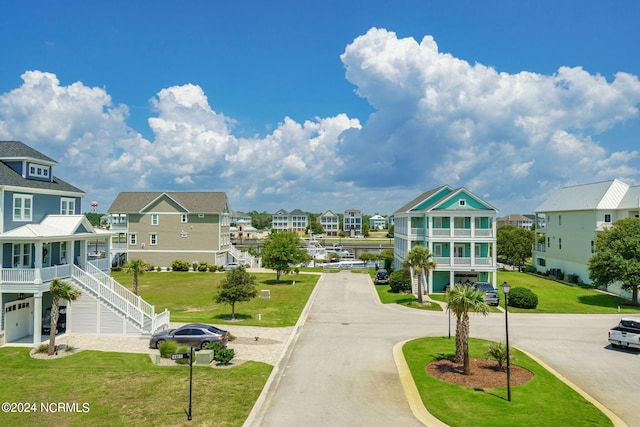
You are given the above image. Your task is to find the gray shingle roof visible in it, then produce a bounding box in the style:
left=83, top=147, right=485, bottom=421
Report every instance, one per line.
left=0, top=141, right=83, bottom=193
left=107, top=192, right=230, bottom=213
left=0, top=141, right=57, bottom=164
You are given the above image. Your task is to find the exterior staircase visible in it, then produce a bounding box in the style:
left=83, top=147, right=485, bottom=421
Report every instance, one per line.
left=229, top=245, right=261, bottom=268
left=71, top=262, right=170, bottom=335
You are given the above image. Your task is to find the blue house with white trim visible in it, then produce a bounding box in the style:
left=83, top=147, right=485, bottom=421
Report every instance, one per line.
left=0, top=141, right=169, bottom=347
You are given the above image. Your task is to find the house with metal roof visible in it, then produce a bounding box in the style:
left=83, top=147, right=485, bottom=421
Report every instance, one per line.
left=532, top=179, right=640, bottom=298
left=394, top=185, right=498, bottom=294
left=107, top=192, right=233, bottom=268
left=0, top=141, right=168, bottom=346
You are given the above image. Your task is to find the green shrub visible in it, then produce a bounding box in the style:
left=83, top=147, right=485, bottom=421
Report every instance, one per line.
left=218, top=265, right=225, bottom=272
left=175, top=346, right=191, bottom=365
left=111, top=266, right=122, bottom=272
left=171, top=260, right=190, bottom=272
left=206, top=341, right=235, bottom=365
left=485, top=341, right=513, bottom=371
left=523, top=265, right=537, bottom=273
left=568, top=273, right=580, bottom=284
left=389, top=269, right=412, bottom=293
left=507, top=287, right=538, bottom=309
left=156, top=266, right=162, bottom=272
left=197, top=262, right=209, bottom=272
left=158, top=340, right=178, bottom=358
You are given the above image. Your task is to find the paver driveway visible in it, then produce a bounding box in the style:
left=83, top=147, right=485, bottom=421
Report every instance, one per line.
left=247, top=271, right=640, bottom=426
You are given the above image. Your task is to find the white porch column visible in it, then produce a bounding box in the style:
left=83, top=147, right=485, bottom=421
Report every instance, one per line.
left=428, top=269, right=433, bottom=293
left=34, top=243, right=43, bottom=284
left=68, top=241, right=76, bottom=267
left=33, top=293, right=42, bottom=346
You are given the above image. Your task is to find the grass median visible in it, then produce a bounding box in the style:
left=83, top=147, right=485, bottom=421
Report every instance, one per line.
left=404, top=337, right=613, bottom=427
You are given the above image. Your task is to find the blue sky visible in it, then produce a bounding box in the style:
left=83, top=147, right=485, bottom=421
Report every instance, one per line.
left=1, top=1, right=639, bottom=217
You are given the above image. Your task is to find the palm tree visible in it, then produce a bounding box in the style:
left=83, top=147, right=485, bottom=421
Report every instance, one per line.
left=403, top=246, right=437, bottom=303
left=447, top=283, right=490, bottom=375
left=123, top=259, right=148, bottom=295
left=48, top=279, right=81, bottom=355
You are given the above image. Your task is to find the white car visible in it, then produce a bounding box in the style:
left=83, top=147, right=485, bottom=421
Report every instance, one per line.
left=223, top=262, right=240, bottom=270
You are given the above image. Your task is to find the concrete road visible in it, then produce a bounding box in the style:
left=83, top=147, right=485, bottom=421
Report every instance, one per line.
left=247, top=271, right=640, bottom=426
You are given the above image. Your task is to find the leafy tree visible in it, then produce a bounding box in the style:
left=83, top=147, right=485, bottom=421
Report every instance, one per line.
left=447, top=284, right=489, bottom=375
left=589, top=218, right=640, bottom=305
left=307, top=219, right=324, bottom=235
left=215, top=266, right=258, bottom=320
left=497, top=225, right=535, bottom=271
left=379, top=248, right=395, bottom=272
left=261, top=231, right=309, bottom=282
left=48, top=279, right=81, bottom=355
left=123, top=258, right=149, bottom=295
left=248, top=211, right=272, bottom=230
left=386, top=224, right=394, bottom=238
left=402, top=246, right=436, bottom=303
left=83, top=212, right=104, bottom=227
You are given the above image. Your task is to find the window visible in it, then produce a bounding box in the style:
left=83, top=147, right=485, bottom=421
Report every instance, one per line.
left=60, top=242, right=67, bottom=263
left=61, top=198, right=76, bottom=215
left=559, top=238, right=562, bottom=249
left=591, top=241, right=594, bottom=253
left=181, top=214, right=188, bottom=223
left=150, top=233, right=158, bottom=245
left=604, top=214, right=612, bottom=223
left=558, top=215, right=562, bottom=226
left=13, top=195, right=32, bottom=221
left=13, top=243, right=31, bottom=267
left=475, top=244, right=482, bottom=256
left=28, top=163, right=49, bottom=178
left=458, top=199, right=466, bottom=207
left=433, top=217, right=443, bottom=228
left=433, top=244, right=442, bottom=257
left=454, top=217, right=465, bottom=228
left=151, top=214, right=159, bottom=226
left=129, top=233, right=137, bottom=245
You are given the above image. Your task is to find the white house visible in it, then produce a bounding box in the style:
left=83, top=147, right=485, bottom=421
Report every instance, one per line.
left=532, top=179, right=640, bottom=298
left=394, top=185, right=498, bottom=294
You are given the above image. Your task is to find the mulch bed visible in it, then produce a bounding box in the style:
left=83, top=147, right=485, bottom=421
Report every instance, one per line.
left=427, top=357, right=533, bottom=388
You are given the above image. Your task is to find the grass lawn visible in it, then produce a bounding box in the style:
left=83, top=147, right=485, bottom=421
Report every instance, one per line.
left=111, top=271, right=319, bottom=326
left=0, top=347, right=271, bottom=427
left=369, top=270, right=442, bottom=311
left=496, top=271, right=640, bottom=314
left=404, top=337, right=613, bottom=427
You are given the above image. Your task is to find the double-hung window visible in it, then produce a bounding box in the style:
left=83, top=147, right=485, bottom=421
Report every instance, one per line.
left=13, top=195, right=32, bottom=221
left=150, top=233, right=158, bottom=246
left=61, top=198, right=76, bottom=215
left=151, top=214, right=159, bottom=226
left=130, top=233, right=137, bottom=246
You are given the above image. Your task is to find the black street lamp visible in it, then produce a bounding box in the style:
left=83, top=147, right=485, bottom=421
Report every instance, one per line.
left=501, top=281, right=511, bottom=402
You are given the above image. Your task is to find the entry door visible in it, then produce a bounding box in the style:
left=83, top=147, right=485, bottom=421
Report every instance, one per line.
left=454, top=244, right=465, bottom=258
left=42, top=243, right=51, bottom=267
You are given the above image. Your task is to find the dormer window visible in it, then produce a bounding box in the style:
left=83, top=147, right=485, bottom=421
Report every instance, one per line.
left=459, top=199, right=466, bottom=207
left=28, top=163, right=49, bottom=179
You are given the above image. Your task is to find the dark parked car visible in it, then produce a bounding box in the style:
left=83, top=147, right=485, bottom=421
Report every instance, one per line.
left=149, top=323, right=229, bottom=350
left=473, top=282, right=500, bottom=306
left=375, top=269, right=390, bottom=285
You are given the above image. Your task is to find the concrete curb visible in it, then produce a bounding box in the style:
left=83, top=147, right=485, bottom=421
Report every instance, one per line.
left=242, top=272, right=325, bottom=427
left=392, top=339, right=628, bottom=427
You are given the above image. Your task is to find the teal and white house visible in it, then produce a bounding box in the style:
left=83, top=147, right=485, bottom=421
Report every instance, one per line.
left=394, top=185, right=498, bottom=294
left=0, top=141, right=169, bottom=347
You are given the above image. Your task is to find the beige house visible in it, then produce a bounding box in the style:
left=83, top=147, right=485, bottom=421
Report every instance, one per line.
left=107, top=192, right=232, bottom=267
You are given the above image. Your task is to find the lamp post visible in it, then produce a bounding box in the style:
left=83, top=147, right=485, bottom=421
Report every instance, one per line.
left=501, top=281, right=511, bottom=402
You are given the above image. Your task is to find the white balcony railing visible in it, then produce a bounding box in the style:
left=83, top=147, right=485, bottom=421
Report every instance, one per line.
left=432, top=257, right=494, bottom=267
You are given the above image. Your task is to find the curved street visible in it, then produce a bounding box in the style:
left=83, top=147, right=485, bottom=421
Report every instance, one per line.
left=246, top=271, right=640, bottom=426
